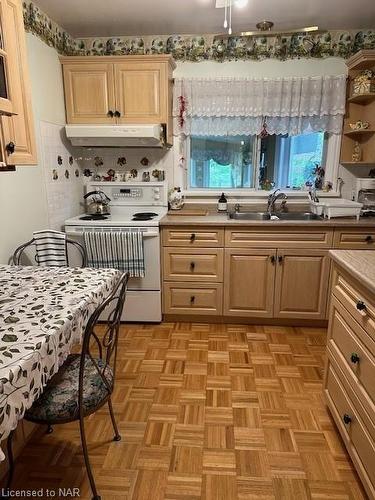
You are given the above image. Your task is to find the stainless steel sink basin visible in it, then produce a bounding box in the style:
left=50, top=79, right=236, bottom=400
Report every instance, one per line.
left=272, top=212, right=322, bottom=221
left=228, top=211, right=322, bottom=221
left=228, top=212, right=271, bottom=220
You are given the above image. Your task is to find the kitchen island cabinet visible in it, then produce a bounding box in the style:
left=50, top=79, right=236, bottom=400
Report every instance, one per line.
left=325, top=250, right=375, bottom=499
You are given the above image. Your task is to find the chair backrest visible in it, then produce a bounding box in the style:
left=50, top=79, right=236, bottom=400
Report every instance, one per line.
left=78, top=272, right=129, bottom=413
left=12, top=237, right=87, bottom=267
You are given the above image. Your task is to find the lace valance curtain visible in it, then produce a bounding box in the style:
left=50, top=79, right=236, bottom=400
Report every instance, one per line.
left=173, top=75, right=346, bottom=136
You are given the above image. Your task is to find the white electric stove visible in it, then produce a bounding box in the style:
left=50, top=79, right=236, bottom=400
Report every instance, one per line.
left=65, top=181, right=168, bottom=322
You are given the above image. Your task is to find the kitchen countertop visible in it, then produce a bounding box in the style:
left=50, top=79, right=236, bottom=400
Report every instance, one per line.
left=329, top=250, right=375, bottom=295
left=161, top=211, right=375, bottom=227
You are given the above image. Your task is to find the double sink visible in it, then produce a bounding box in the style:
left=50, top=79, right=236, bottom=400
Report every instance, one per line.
left=228, top=211, right=322, bottom=221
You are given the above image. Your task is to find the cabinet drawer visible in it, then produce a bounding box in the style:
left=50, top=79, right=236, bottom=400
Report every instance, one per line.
left=333, top=271, right=375, bottom=342
left=328, top=297, right=375, bottom=409
left=225, top=228, right=333, bottom=248
left=163, top=248, right=224, bottom=282
left=163, top=228, right=224, bottom=247
left=325, top=360, right=375, bottom=495
left=334, top=229, right=375, bottom=249
left=163, top=282, right=222, bottom=315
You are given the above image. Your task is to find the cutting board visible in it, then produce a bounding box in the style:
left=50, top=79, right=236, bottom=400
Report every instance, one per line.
left=168, top=209, right=208, bottom=216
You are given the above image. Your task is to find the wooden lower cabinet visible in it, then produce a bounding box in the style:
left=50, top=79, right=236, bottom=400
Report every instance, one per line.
left=223, top=248, right=275, bottom=318
left=162, top=226, right=369, bottom=322
left=324, top=263, right=375, bottom=499
left=274, top=249, right=330, bottom=320
left=163, top=248, right=223, bottom=282
left=163, top=282, right=223, bottom=315
left=333, top=228, right=375, bottom=249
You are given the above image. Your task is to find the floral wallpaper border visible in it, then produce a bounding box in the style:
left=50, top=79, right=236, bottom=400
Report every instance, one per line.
left=23, top=1, right=375, bottom=61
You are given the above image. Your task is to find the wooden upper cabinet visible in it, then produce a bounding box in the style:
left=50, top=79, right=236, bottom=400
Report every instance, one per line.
left=223, top=248, right=276, bottom=318
left=274, top=249, right=331, bottom=320
left=63, top=63, right=116, bottom=124
left=0, top=0, right=14, bottom=116
left=114, top=61, right=166, bottom=123
left=61, top=55, right=175, bottom=141
left=0, top=0, right=36, bottom=165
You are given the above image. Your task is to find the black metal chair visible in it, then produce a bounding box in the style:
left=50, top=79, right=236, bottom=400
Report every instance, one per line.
left=5, top=272, right=130, bottom=500
left=12, top=235, right=87, bottom=267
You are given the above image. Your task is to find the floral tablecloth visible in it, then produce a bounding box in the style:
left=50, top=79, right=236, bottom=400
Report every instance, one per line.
left=0, top=265, right=121, bottom=460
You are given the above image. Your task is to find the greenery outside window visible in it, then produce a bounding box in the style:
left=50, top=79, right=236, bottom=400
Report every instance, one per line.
left=188, top=132, right=328, bottom=191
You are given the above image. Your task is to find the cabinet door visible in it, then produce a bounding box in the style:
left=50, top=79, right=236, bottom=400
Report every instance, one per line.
left=114, top=61, right=167, bottom=123
left=0, top=0, right=36, bottom=165
left=63, top=63, right=116, bottom=124
left=223, top=248, right=276, bottom=318
left=274, top=249, right=330, bottom=320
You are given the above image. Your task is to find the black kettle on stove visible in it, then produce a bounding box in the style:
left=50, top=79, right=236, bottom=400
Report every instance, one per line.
left=84, top=190, right=111, bottom=216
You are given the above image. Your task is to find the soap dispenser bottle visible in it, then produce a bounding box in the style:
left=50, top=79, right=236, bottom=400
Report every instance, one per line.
left=218, top=192, right=228, bottom=212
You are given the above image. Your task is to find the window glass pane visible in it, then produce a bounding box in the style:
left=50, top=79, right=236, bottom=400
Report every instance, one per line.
left=189, top=136, right=254, bottom=189
left=0, top=56, right=7, bottom=99
left=260, top=132, right=326, bottom=190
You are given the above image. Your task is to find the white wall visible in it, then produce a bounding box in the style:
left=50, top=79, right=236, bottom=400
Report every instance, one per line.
left=174, top=58, right=347, bottom=78
left=0, top=34, right=67, bottom=264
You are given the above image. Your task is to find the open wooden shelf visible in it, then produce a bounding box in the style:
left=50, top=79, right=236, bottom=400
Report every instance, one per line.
left=344, top=128, right=375, bottom=137
left=347, top=50, right=375, bottom=70
left=340, top=161, right=375, bottom=167
left=347, top=92, right=375, bottom=104
left=340, top=50, right=375, bottom=166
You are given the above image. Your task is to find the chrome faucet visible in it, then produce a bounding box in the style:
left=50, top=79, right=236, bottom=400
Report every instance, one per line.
left=234, top=203, right=241, bottom=213
left=267, top=189, right=288, bottom=214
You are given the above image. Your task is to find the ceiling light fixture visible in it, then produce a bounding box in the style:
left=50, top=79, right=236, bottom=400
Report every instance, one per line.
left=235, top=0, right=248, bottom=7
left=216, top=0, right=249, bottom=35
left=216, top=0, right=248, bottom=35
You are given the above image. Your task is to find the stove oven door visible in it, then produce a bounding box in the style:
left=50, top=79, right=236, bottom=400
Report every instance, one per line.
left=65, top=225, right=161, bottom=290
left=64, top=226, right=162, bottom=322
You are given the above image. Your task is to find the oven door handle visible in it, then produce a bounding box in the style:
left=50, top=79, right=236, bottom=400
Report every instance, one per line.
left=65, top=229, right=160, bottom=238
left=142, top=231, right=159, bottom=238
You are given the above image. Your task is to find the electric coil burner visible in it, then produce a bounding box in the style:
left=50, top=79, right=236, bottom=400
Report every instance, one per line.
left=132, top=212, right=158, bottom=221
left=79, top=214, right=109, bottom=221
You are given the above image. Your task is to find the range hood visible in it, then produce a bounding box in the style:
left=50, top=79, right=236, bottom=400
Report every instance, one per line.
left=65, top=124, right=166, bottom=148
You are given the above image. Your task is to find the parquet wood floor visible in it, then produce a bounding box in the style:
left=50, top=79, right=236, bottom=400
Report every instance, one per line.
left=12, top=323, right=368, bottom=500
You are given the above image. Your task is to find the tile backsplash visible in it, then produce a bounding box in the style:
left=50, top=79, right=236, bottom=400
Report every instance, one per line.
left=40, top=121, right=84, bottom=229
left=76, top=147, right=173, bottom=184
left=40, top=122, right=175, bottom=229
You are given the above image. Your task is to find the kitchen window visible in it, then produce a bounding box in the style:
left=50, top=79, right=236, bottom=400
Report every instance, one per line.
left=188, top=131, right=328, bottom=191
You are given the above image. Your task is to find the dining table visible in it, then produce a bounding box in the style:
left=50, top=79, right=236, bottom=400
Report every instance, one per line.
left=0, top=264, right=122, bottom=461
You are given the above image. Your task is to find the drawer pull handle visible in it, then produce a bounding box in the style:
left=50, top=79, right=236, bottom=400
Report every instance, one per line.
left=356, top=301, right=366, bottom=312
left=343, top=414, right=352, bottom=425
left=114, top=110, right=121, bottom=118
left=350, top=353, right=360, bottom=364
left=190, top=295, right=195, bottom=304
left=278, top=255, right=283, bottom=264
left=365, top=235, right=373, bottom=243
left=6, top=142, right=15, bottom=155
left=190, top=233, right=196, bottom=242
left=270, top=255, right=276, bottom=264
left=190, top=262, right=195, bottom=271
left=107, top=110, right=114, bottom=118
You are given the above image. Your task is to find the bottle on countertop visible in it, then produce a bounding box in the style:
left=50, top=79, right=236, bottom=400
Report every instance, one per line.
left=218, top=192, right=228, bottom=212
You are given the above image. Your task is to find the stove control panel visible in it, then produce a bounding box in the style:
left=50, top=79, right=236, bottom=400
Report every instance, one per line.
left=86, top=181, right=168, bottom=207
left=113, top=188, right=142, bottom=199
